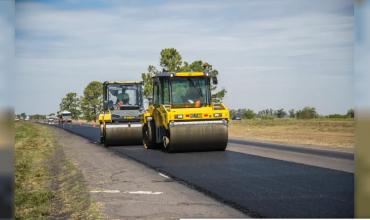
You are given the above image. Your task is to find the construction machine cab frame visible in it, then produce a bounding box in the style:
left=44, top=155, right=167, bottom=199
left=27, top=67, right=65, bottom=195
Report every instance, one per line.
left=99, top=81, right=144, bottom=147
left=102, top=81, right=143, bottom=114
left=142, top=71, right=230, bottom=152
left=150, top=71, right=217, bottom=108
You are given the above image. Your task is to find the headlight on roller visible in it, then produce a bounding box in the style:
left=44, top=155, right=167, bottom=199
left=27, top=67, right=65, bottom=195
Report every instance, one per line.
left=175, top=114, right=183, bottom=119
left=214, top=113, right=222, bottom=117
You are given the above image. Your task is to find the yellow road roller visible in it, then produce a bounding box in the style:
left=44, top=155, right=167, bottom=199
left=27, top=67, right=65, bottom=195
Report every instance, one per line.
left=142, top=71, right=230, bottom=152
left=98, top=81, right=144, bottom=147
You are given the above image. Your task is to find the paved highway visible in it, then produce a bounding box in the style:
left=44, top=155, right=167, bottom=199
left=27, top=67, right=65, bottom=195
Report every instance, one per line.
left=57, top=123, right=354, bottom=218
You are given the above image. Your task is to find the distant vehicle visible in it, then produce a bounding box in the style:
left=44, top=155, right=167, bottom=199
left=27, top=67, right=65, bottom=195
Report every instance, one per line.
left=25, top=116, right=30, bottom=121
left=232, top=116, right=242, bottom=120
left=48, top=118, right=55, bottom=125
left=58, top=111, right=72, bottom=124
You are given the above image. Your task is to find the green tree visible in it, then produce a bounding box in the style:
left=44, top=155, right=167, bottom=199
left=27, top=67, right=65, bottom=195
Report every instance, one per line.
left=180, top=60, right=226, bottom=101
left=213, top=88, right=227, bottom=101
left=289, top=109, right=295, bottom=118
left=142, top=48, right=228, bottom=102
left=347, top=108, right=355, bottom=118
left=80, top=81, right=103, bottom=122
left=180, top=60, right=204, bottom=72
left=258, top=108, right=274, bottom=119
left=296, top=107, right=318, bottom=119
left=242, top=109, right=256, bottom=119
left=30, top=114, right=46, bottom=120
left=327, top=114, right=347, bottom=119
left=276, top=108, right=287, bottom=118
left=160, top=48, right=182, bottom=72
left=20, top=113, right=26, bottom=120
left=141, top=65, right=158, bottom=98
left=59, top=92, right=81, bottom=119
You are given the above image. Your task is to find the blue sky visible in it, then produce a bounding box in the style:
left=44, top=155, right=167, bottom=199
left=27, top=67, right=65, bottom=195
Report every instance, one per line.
left=354, top=0, right=370, bottom=110
left=0, top=1, right=14, bottom=108
left=14, top=0, right=354, bottom=115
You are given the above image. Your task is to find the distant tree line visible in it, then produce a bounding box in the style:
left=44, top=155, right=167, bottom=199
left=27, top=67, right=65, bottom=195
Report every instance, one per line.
left=15, top=113, right=48, bottom=120
left=16, top=80, right=103, bottom=122
left=230, top=107, right=355, bottom=120
left=58, top=81, right=103, bottom=122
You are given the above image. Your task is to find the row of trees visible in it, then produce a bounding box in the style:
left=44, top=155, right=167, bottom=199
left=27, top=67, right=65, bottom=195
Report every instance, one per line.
left=59, top=81, right=103, bottom=121
left=230, top=107, right=355, bottom=120
left=15, top=113, right=47, bottom=120
left=59, top=48, right=227, bottom=121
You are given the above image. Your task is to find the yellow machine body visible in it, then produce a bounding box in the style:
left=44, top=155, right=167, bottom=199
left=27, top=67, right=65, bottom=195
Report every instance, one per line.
left=142, top=71, right=230, bottom=152
left=142, top=104, right=229, bottom=128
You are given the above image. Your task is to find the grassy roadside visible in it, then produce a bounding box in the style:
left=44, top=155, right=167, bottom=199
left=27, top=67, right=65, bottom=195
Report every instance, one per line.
left=229, top=118, right=354, bottom=149
left=15, top=122, right=101, bottom=219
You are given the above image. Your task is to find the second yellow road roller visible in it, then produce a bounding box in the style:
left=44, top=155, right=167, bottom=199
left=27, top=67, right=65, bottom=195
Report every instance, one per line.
left=99, top=81, right=144, bottom=147
left=141, top=71, right=230, bottom=152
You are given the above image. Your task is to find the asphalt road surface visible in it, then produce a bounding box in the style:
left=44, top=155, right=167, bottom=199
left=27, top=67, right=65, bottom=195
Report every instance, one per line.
left=52, top=126, right=246, bottom=219
left=57, top=123, right=354, bottom=218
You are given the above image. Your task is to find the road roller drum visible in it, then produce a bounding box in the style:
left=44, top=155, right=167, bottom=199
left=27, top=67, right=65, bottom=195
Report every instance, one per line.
left=164, top=120, right=228, bottom=152
left=104, top=123, right=142, bottom=146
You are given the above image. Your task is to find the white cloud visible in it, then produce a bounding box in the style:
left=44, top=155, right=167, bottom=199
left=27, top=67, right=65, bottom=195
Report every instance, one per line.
left=15, top=0, right=353, bottom=115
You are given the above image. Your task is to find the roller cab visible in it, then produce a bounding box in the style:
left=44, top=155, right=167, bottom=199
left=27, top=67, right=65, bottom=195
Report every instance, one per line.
left=99, top=81, right=144, bottom=147
left=142, top=71, right=229, bottom=152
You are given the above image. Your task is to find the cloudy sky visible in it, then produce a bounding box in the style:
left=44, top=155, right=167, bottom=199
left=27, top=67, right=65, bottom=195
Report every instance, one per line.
left=354, top=0, right=370, bottom=110
left=14, top=0, right=353, bottom=115
left=0, top=1, right=14, bottom=109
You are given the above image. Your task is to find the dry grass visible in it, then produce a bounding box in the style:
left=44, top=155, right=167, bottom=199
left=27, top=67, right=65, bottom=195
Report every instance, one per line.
left=229, top=118, right=354, bottom=149
left=15, top=122, right=101, bottom=219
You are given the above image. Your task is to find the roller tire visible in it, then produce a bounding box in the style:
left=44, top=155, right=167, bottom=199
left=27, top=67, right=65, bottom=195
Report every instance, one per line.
left=101, top=124, right=109, bottom=148
left=143, top=122, right=160, bottom=149
left=163, top=130, right=174, bottom=153
left=103, top=140, right=109, bottom=148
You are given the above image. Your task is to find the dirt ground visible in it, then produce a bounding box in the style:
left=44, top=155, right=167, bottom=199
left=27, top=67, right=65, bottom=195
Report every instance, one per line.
left=229, top=119, right=354, bottom=149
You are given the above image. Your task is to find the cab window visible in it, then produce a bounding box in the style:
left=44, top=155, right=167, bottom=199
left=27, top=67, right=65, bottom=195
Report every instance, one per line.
left=153, top=80, right=160, bottom=106
left=161, top=78, right=170, bottom=105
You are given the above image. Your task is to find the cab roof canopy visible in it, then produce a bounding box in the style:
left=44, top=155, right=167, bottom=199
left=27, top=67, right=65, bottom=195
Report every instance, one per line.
left=154, top=71, right=209, bottom=78
left=103, top=81, right=143, bottom=85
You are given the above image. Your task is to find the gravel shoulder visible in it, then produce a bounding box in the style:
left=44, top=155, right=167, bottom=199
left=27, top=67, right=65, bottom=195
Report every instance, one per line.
left=50, top=126, right=247, bottom=219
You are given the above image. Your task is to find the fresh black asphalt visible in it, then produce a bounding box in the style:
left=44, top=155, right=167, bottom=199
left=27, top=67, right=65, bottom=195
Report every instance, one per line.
left=58, top=123, right=354, bottom=218
left=228, top=139, right=354, bottom=160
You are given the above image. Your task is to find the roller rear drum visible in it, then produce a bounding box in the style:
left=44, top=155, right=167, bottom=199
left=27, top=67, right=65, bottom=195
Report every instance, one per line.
left=164, top=120, right=228, bottom=152
left=104, top=123, right=143, bottom=146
